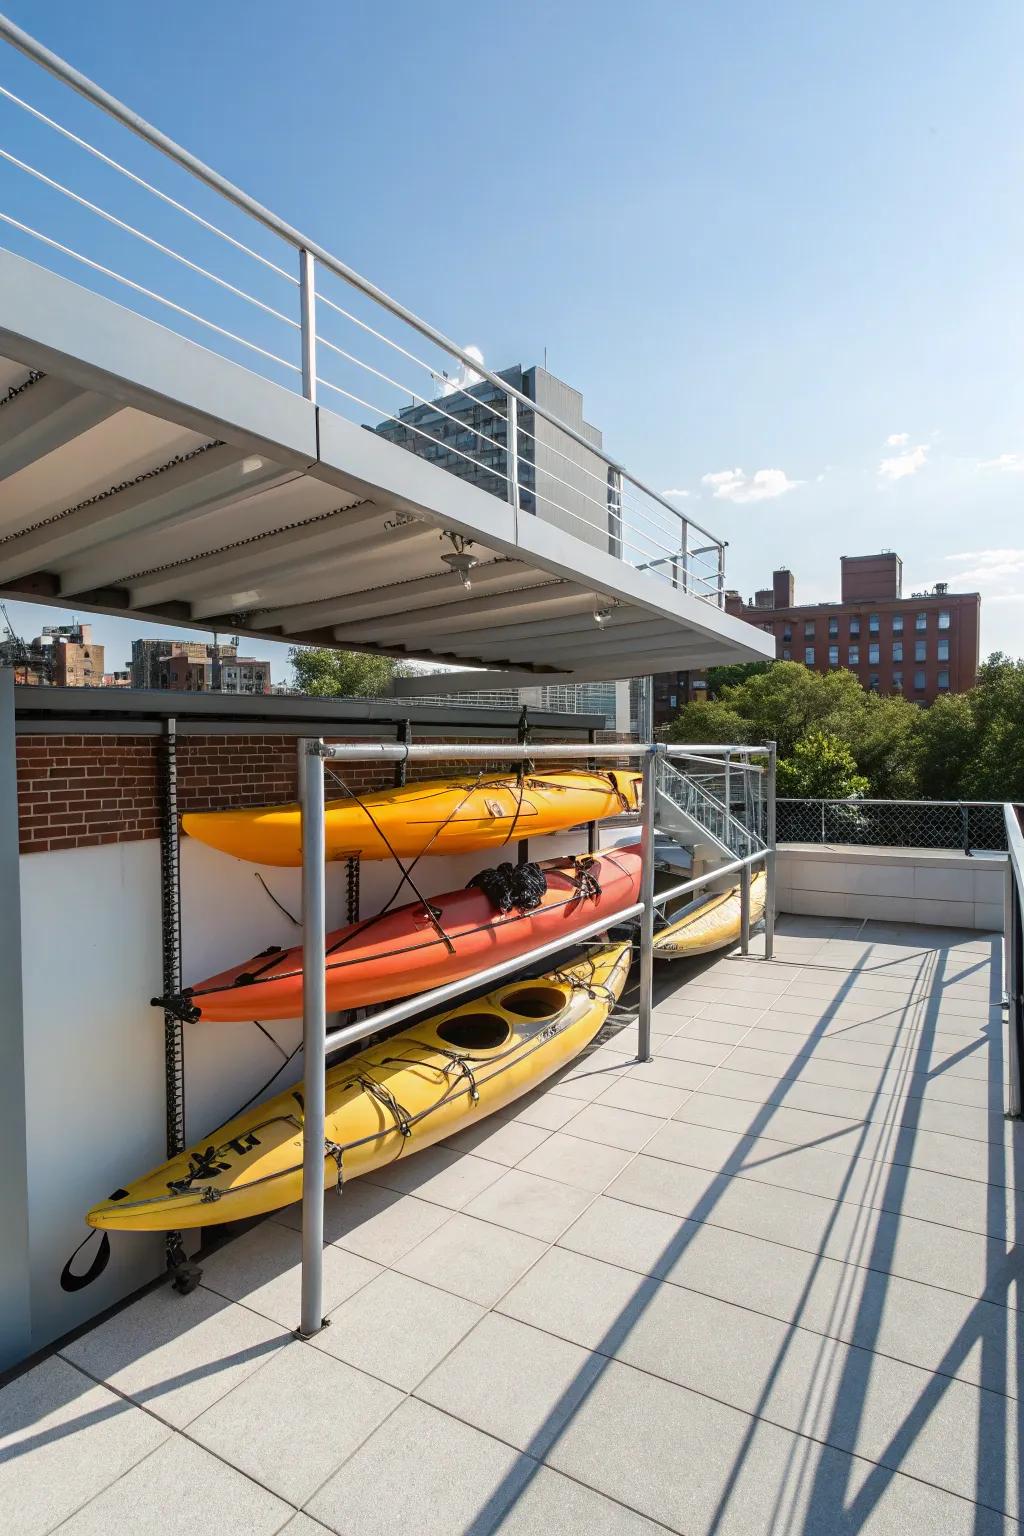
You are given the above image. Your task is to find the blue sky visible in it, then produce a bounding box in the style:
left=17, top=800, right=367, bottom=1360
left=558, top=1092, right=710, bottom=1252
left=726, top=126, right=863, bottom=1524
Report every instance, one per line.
left=2, top=0, right=1022, bottom=677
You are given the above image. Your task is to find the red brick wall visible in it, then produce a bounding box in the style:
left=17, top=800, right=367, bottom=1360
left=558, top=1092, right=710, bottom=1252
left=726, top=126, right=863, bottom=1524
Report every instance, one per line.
left=16, top=731, right=600, bottom=854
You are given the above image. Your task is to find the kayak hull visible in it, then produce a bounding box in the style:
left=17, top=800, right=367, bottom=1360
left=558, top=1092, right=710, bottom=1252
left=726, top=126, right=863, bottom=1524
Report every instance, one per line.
left=185, top=846, right=641, bottom=1021
left=88, top=944, right=632, bottom=1231
left=654, top=871, right=767, bottom=959
left=181, top=769, right=642, bottom=866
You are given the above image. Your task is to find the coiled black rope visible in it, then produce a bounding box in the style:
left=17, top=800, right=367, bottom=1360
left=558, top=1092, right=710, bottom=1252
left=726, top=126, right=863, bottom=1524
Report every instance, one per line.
left=467, top=860, right=548, bottom=913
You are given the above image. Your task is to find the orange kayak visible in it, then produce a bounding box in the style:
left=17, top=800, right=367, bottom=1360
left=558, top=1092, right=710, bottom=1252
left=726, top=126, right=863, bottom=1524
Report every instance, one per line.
left=169, top=846, right=641, bottom=1022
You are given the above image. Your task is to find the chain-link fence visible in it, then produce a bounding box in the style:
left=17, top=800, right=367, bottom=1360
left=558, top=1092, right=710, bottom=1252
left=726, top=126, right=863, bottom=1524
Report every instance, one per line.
left=777, top=799, right=1007, bottom=852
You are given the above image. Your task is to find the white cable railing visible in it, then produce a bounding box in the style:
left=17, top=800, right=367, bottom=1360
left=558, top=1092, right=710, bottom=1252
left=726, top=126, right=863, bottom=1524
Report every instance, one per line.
left=0, top=15, right=726, bottom=605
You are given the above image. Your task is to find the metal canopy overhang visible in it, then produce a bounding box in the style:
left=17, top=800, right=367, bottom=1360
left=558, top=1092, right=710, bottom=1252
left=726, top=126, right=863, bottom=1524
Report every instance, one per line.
left=0, top=251, right=774, bottom=680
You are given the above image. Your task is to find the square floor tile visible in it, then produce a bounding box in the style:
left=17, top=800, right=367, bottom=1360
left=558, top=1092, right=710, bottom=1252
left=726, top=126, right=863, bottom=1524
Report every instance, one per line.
left=497, top=1246, right=647, bottom=1355
left=394, top=1211, right=547, bottom=1306
left=362, top=1146, right=505, bottom=1209
left=596, top=1077, right=688, bottom=1119
left=275, top=1182, right=452, bottom=1264
left=464, top=1168, right=593, bottom=1242
left=312, top=1269, right=484, bottom=1390
left=443, top=1116, right=552, bottom=1167
left=307, top=1397, right=535, bottom=1536
left=61, top=1284, right=287, bottom=1429
left=54, top=1433, right=290, bottom=1535
left=562, top=1102, right=664, bottom=1153
left=498, top=1089, right=584, bottom=1132
left=416, top=1311, right=604, bottom=1457
left=199, top=1220, right=380, bottom=1329
left=189, top=1339, right=400, bottom=1504
left=517, top=1132, right=634, bottom=1194
left=0, top=1357, right=169, bottom=1536
left=492, top=1465, right=666, bottom=1533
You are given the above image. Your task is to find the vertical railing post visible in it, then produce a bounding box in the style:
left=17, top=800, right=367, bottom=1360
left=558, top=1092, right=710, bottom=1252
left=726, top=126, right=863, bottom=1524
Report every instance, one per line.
left=724, top=752, right=731, bottom=836
left=299, top=249, right=317, bottom=403
left=1006, top=856, right=1023, bottom=1119
left=680, top=519, right=689, bottom=595
left=717, top=541, right=726, bottom=606
left=820, top=799, right=826, bottom=844
left=765, top=742, right=777, bottom=961
left=960, top=803, right=971, bottom=857
left=637, top=742, right=657, bottom=1063
left=609, top=469, right=623, bottom=560
left=739, top=862, right=751, bottom=956
left=299, top=737, right=326, bottom=1337
left=506, top=394, right=520, bottom=538
left=587, top=725, right=599, bottom=857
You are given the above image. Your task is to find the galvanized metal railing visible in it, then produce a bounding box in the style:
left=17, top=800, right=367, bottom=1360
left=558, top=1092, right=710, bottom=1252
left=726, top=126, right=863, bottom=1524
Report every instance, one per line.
left=777, top=797, right=1008, bottom=854
left=0, top=14, right=727, bottom=603
left=293, top=737, right=775, bottom=1337
left=1003, top=805, right=1024, bottom=1120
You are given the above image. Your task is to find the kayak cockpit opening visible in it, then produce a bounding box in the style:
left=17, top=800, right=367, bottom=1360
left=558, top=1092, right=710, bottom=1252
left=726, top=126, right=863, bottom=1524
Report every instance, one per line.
left=436, top=1013, right=511, bottom=1049
left=500, top=984, right=566, bottom=1018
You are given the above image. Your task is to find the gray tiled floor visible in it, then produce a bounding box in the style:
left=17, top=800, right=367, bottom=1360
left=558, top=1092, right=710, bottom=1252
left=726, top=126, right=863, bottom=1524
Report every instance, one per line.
left=4, top=915, right=1020, bottom=1534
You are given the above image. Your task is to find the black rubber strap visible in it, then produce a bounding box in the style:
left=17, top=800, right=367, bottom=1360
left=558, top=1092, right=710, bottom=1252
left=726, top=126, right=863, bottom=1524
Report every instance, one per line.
left=60, top=1229, right=111, bottom=1292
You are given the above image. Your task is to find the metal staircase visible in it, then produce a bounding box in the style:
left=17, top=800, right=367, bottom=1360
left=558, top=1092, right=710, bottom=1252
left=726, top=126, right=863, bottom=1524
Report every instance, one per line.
left=655, top=756, right=765, bottom=863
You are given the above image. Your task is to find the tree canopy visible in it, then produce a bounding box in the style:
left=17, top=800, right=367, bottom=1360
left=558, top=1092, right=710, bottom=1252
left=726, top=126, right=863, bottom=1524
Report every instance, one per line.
left=662, top=656, right=1022, bottom=801
left=289, top=647, right=401, bottom=698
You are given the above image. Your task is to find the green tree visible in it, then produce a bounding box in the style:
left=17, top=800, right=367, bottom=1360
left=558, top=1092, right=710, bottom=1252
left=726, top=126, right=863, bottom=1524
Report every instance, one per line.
left=961, top=654, right=1024, bottom=800
left=289, top=647, right=400, bottom=697
left=775, top=729, right=869, bottom=799
left=661, top=698, right=748, bottom=746
left=703, top=661, right=770, bottom=699
left=914, top=693, right=976, bottom=798
left=855, top=692, right=923, bottom=799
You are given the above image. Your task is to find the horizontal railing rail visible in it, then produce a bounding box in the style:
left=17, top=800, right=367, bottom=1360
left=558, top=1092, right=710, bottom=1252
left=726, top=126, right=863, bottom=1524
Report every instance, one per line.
left=777, top=797, right=1008, bottom=854
left=0, top=15, right=726, bottom=602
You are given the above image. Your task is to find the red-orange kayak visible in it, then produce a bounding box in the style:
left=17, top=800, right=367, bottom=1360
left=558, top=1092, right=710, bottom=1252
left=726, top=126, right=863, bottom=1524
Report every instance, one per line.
left=168, top=847, right=641, bottom=1023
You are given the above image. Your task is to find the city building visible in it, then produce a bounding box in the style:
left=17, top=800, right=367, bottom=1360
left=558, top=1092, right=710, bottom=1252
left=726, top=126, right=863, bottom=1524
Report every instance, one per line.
left=0, top=621, right=104, bottom=686
left=130, top=637, right=270, bottom=694
left=724, top=551, right=980, bottom=703
left=375, top=363, right=613, bottom=553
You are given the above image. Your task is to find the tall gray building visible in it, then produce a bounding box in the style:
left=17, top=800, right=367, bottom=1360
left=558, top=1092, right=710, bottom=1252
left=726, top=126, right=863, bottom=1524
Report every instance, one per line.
left=376, top=364, right=614, bottom=554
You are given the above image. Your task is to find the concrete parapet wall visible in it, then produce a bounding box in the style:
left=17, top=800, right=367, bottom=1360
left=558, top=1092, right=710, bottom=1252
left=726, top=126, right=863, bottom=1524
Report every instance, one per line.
left=777, top=843, right=1005, bottom=931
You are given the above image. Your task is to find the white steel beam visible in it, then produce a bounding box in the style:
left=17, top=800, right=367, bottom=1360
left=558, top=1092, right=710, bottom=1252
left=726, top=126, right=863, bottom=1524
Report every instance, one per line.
left=253, top=559, right=541, bottom=634
left=0, top=374, right=120, bottom=482
left=330, top=583, right=591, bottom=644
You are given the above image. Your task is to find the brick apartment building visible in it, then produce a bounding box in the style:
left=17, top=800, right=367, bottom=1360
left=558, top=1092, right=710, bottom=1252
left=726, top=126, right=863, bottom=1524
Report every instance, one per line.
left=131, top=638, right=270, bottom=694
left=724, top=551, right=980, bottom=704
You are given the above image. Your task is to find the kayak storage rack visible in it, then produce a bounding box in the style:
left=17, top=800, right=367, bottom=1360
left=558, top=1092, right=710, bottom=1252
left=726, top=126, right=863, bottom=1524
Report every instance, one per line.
left=293, top=736, right=777, bottom=1339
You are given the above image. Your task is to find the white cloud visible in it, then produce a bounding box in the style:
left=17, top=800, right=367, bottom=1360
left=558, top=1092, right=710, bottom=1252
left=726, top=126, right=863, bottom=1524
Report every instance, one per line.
left=661, top=487, right=690, bottom=498
left=700, top=467, right=800, bottom=504
left=930, top=548, right=1024, bottom=604
left=438, top=344, right=485, bottom=398
left=978, top=452, right=1024, bottom=472
left=879, top=443, right=928, bottom=481
left=885, top=432, right=909, bottom=447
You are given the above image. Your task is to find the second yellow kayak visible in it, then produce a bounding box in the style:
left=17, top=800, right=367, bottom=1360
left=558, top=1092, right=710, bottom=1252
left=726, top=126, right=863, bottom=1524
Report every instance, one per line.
left=182, top=768, right=642, bottom=865
left=654, top=871, right=767, bottom=958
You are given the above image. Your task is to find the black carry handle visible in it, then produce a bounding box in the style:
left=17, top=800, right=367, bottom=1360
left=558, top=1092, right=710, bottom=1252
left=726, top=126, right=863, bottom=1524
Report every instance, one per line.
left=60, top=1228, right=111, bottom=1292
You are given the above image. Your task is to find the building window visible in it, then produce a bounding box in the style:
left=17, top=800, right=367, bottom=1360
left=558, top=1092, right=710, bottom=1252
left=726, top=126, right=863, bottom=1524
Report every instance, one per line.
left=869, top=613, right=879, bottom=633
left=892, top=671, right=903, bottom=690
left=848, top=644, right=860, bottom=665
left=915, top=639, right=926, bottom=662
left=937, top=637, right=949, bottom=662
left=892, top=614, right=904, bottom=634
left=938, top=609, right=951, bottom=630
left=781, top=648, right=791, bottom=660
left=828, top=645, right=839, bottom=666
left=804, top=646, right=816, bottom=665
left=916, top=612, right=927, bottom=631
left=868, top=673, right=879, bottom=690
left=868, top=643, right=880, bottom=664
left=782, top=625, right=792, bottom=642
left=804, top=620, right=816, bottom=638
left=914, top=669, right=926, bottom=691
left=892, top=640, right=903, bottom=662
left=828, top=616, right=839, bottom=637
left=938, top=670, right=950, bottom=689
left=849, top=617, right=861, bottom=637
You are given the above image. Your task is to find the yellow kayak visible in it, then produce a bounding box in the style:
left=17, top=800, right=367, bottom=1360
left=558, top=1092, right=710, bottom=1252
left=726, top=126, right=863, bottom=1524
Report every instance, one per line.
left=182, top=768, right=641, bottom=865
left=87, top=943, right=632, bottom=1232
left=654, top=871, right=767, bottom=959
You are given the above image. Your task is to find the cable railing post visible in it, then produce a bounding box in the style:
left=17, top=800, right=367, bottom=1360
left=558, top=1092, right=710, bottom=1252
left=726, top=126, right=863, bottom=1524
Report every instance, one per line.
left=680, top=518, right=689, bottom=595
left=609, top=469, right=624, bottom=560
left=505, top=394, right=520, bottom=539
left=820, top=799, right=826, bottom=844
left=739, top=862, right=751, bottom=956
left=298, top=736, right=326, bottom=1338
left=764, top=741, right=777, bottom=960
left=637, top=742, right=657, bottom=1063
left=299, top=249, right=317, bottom=403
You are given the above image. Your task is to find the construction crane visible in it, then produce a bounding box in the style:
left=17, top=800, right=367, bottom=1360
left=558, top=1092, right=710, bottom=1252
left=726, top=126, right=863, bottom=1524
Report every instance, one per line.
left=0, top=602, right=50, bottom=683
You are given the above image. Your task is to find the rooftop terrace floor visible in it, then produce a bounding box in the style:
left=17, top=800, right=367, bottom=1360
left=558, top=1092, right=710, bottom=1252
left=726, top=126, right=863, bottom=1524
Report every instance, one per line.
left=3, top=914, right=1020, bottom=1535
